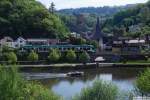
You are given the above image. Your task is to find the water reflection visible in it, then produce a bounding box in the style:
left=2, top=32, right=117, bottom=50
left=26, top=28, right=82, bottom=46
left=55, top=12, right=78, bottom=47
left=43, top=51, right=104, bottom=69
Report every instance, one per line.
left=22, top=67, right=144, bottom=100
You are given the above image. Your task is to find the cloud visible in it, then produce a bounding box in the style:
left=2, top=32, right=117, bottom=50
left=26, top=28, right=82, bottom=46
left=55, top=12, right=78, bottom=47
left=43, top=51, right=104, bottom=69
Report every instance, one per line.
left=37, top=0, right=148, bottom=10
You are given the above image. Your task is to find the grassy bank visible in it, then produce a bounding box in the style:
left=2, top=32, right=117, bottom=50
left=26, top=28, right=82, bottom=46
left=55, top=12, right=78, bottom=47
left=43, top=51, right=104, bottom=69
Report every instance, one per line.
left=0, top=65, right=61, bottom=100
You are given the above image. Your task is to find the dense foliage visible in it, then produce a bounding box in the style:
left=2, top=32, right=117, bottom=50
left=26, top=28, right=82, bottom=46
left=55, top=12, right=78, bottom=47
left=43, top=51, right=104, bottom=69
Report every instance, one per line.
left=58, top=5, right=135, bottom=16
left=0, top=0, right=68, bottom=39
left=72, top=80, right=118, bottom=100
left=58, top=1, right=150, bottom=37
left=66, top=50, right=76, bottom=62
left=0, top=65, right=60, bottom=100
left=27, top=50, right=38, bottom=62
left=136, top=68, right=150, bottom=96
left=58, top=5, right=135, bottom=35
left=4, top=51, right=17, bottom=64
left=79, top=51, right=90, bottom=63
left=48, top=49, right=61, bottom=63
left=104, top=1, right=150, bottom=37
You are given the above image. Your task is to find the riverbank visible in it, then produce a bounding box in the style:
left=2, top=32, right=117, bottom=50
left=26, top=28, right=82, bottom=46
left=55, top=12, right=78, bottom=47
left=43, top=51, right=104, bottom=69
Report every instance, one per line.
left=3, top=63, right=150, bottom=70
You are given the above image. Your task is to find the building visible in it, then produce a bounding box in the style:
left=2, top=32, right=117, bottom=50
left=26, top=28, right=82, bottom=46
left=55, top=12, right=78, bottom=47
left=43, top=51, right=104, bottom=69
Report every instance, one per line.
left=0, top=37, right=26, bottom=48
left=26, top=39, right=49, bottom=45
left=0, top=37, right=95, bottom=53
left=112, top=38, right=146, bottom=53
left=26, top=38, right=59, bottom=45
left=0, top=37, right=15, bottom=48
left=48, top=39, right=59, bottom=45
left=15, top=37, right=26, bottom=48
left=70, top=32, right=81, bottom=38
left=90, top=17, right=104, bottom=51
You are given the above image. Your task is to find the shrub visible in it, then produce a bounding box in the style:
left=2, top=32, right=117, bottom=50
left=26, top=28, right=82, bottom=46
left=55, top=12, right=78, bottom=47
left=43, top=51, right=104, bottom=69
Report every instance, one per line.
left=87, top=40, right=99, bottom=48
left=48, top=49, right=61, bottom=63
left=4, top=52, right=17, bottom=64
left=135, top=68, right=150, bottom=95
left=66, top=50, right=76, bottom=62
left=79, top=51, right=90, bottom=63
left=0, top=66, right=24, bottom=100
left=1, top=46, right=14, bottom=53
left=72, top=80, right=118, bottom=100
left=0, top=65, right=60, bottom=100
left=23, top=82, right=61, bottom=100
left=27, top=50, right=38, bottom=62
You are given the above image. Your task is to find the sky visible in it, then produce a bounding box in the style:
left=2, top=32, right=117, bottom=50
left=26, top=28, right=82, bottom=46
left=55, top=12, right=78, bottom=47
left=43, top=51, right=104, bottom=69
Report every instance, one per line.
left=37, top=0, right=148, bottom=10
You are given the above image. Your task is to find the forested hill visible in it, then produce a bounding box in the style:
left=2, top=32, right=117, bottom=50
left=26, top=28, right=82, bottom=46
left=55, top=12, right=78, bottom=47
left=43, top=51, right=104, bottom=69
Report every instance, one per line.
left=0, top=0, right=68, bottom=39
left=57, top=4, right=137, bottom=34
left=58, top=1, right=150, bottom=37
left=58, top=4, right=136, bottom=16
left=112, top=2, right=150, bottom=26
left=105, top=1, right=150, bottom=37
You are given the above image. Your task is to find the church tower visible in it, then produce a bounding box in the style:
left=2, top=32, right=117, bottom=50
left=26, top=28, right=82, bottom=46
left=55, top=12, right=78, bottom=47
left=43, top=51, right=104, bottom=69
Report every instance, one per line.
left=91, top=17, right=104, bottom=50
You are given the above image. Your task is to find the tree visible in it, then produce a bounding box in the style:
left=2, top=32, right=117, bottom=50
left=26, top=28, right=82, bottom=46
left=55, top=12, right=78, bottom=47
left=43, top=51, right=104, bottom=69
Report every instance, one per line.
left=123, top=18, right=134, bottom=28
left=1, top=46, right=13, bottom=53
left=136, top=68, right=150, bottom=95
left=79, top=51, right=90, bottom=63
left=0, top=0, right=68, bottom=38
left=49, top=2, right=55, bottom=14
left=72, top=80, right=118, bottom=100
left=66, top=50, right=76, bottom=62
left=27, top=50, right=38, bottom=62
left=70, top=37, right=86, bottom=45
left=48, top=49, right=61, bottom=63
left=4, top=52, right=17, bottom=64
left=87, top=40, right=99, bottom=48
left=139, top=7, right=150, bottom=23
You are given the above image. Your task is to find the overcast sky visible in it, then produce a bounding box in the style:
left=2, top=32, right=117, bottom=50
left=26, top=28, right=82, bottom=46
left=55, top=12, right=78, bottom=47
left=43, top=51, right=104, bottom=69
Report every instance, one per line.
left=37, top=0, right=148, bottom=10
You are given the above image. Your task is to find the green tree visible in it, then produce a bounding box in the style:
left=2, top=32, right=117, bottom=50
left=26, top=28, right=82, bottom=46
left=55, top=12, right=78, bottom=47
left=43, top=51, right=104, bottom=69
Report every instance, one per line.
left=72, top=80, right=118, bottom=100
left=27, top=50, right=38, bottom=62
left=48, top=49, right=61, bottom=63
left=136, top=68, right=150, bottom=95
left=4, top=52, right=17, bottom=64
left=0, top=0, right=68, bottom=38
left=139, top=7, right=150, bottom=23
left=1, top=46, right=13, bottom=53
left=87, top=40, right=99, bottom=48
left=66, top=50, right=76, bottom=62
left=70, top=37, right=86, bottom=45
left=79, top=51, right=90, bottom=63
left=49, top=2, right=55, bottom=14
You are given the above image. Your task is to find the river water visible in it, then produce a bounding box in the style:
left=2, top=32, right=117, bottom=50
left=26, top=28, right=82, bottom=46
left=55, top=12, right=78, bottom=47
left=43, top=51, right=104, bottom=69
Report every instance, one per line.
left=22, top=67, right=145, bottom=100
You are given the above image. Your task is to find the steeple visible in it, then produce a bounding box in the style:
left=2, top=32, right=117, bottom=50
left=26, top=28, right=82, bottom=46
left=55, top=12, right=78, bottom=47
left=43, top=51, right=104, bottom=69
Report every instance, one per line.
left=91, top=17, right=104, bottom=51
left=92, top=17, right=103, bottom=40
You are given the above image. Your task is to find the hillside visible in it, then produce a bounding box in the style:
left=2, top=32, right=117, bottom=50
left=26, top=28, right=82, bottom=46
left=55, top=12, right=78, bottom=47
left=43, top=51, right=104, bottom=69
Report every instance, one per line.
left=107, top=1, right=150, bottom=37
left=0, top=0, right=68, bottom=39
left=58, top=5, right=137, bottom=34
left=58, top=5, right=136, bottom=16
left=58, top=1, right=150, bottom=37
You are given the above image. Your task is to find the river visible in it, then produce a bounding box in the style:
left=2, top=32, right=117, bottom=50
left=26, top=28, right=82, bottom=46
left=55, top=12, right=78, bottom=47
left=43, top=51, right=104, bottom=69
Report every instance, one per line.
left=22, top=67, right=145, bottom=100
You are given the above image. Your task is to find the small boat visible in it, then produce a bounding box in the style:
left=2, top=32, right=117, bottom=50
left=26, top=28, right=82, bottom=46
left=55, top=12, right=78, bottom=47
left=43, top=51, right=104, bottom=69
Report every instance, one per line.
left=67, top=71, right=84, bottom=77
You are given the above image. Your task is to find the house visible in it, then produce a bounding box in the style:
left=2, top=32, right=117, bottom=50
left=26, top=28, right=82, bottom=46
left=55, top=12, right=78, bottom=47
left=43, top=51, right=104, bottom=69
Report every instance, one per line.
left=70, top=32, right=81, bottom=38
left=15, top=37, right=26, bottom=48
left=0, top=37, right=15, bottom=48
left=112, top=38, right=146, bottom=53
left=48, top=39, right=59, bottom=45
left=0, top=37, right=27, bottom=48
left=26, top=39, right=49, bottom=45
left=26, top=39, right=59, bottom=46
